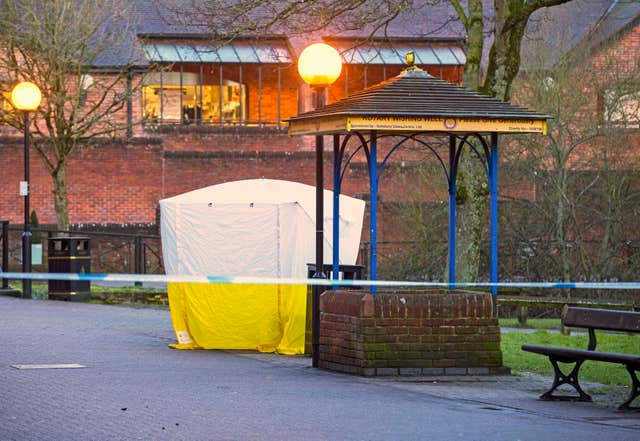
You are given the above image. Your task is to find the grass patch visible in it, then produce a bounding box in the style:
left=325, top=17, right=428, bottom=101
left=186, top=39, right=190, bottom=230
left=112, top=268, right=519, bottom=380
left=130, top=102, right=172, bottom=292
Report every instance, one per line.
left=501, top=330, right=638, bottom=386
left=8, top=281, right=166, bottom=301
left=499, top=318, right=562, bottom=330
left=90, top=284, right=165, bottom=293
left=7, top=281, right=49, bottom=299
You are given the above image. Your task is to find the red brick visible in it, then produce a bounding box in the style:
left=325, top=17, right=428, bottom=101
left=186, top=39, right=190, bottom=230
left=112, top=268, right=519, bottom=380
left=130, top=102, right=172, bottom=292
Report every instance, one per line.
left=319, top=290, right=505, bottom=376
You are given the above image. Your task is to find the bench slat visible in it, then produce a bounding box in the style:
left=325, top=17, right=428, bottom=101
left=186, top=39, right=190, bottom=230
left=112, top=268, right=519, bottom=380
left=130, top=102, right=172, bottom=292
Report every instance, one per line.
left=522, top=344, right=640, bottom=366
left=563, top=307, right=640, bottom=332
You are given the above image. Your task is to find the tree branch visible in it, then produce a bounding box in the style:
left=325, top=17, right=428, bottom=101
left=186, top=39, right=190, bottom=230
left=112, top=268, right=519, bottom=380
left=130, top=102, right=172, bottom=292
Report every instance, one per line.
left=449, top=0, right=468, bottom=30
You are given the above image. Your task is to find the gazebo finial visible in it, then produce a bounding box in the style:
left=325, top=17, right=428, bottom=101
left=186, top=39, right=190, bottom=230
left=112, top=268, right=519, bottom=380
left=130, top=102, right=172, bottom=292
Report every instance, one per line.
left=405, top=50, right=415, bottom=66
left=401, top=50, right=428, bottom=76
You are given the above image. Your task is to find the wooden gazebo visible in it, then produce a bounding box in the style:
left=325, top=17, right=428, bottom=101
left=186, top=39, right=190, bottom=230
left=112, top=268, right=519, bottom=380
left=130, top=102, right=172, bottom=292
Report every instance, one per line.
left=288, top=66, right=549, bottom=366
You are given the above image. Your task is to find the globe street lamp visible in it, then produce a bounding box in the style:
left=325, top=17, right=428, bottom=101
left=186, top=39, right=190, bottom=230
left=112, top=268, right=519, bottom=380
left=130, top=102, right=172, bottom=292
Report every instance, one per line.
left=297, top=43, right=342, bottom=368
left=298, top=42, right=342, bottom=107
left=11, top=81, right=42, bottom=299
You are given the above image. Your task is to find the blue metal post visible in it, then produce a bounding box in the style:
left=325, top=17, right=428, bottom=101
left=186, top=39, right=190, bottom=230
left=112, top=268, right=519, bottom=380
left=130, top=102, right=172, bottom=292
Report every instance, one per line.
left=448, top=136, right=457, bottom=291
left=368, top=132, right=378, bottom=294
left=489, top=133, right=499, bottom=310
left=332, top=135, right=341, bottom=290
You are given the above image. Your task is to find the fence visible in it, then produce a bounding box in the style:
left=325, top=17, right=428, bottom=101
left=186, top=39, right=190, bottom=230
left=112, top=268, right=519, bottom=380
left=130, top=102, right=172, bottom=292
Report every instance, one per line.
left=1, top=223, right=163, bottom=283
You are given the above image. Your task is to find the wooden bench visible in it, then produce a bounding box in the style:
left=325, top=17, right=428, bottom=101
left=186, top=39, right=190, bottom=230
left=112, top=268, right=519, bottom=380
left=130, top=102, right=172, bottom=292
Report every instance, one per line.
left=522, top=306, right=640, bottom=411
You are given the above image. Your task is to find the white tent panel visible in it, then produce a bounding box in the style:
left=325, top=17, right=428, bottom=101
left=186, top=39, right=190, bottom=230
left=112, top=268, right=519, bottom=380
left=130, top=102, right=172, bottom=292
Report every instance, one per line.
left=174, top=203, right=280, bottom=277
left=160, top=179, right=365, bottom=278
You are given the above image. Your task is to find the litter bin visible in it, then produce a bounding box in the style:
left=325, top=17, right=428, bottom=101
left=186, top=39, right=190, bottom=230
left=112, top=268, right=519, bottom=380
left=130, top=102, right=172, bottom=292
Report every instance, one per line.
left=306, top=263, right=365, bottom=286
left=47, top=237, right=91, bottom=301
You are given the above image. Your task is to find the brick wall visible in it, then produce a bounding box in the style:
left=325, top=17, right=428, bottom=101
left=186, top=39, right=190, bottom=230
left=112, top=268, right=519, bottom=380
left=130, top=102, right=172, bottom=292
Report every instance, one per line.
left=590, top=22, right=640, bottom=76
left=0, top=137, right=164, bottom=225
left=158, top=126, right=309, bottom=152
left=319, top=289, right=505, bottom=376
left=0, top=127, right=450, bottom=227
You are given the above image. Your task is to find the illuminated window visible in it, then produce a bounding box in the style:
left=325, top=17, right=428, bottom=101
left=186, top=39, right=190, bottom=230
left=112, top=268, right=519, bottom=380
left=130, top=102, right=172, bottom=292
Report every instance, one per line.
left=142, top=72, right=246, bottom=125
left=141, top=40, right=293, bottom=127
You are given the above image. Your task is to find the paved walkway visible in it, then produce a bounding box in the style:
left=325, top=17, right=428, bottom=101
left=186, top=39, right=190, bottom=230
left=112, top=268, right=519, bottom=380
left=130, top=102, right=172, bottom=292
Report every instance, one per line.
left=0, top=296, right=638, bottom=441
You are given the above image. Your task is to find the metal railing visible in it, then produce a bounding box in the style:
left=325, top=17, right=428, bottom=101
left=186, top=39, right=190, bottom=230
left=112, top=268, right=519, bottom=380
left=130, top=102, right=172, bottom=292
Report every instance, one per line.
left=3, top=224, right=164, bottom=282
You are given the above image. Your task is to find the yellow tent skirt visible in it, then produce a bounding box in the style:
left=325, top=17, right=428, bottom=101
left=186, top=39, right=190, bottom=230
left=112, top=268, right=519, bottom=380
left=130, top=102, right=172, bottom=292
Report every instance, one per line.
left=168, top=282, right=307, bottom=355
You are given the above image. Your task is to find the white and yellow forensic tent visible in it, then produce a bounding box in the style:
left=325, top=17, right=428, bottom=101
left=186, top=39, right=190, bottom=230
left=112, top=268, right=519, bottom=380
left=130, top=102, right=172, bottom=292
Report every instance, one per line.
left=160, top=179, right=365, bottom=354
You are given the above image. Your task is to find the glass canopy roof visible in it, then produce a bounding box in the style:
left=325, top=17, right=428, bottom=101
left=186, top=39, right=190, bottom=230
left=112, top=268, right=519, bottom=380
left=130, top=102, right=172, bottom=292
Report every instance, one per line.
left=143, top=41, right=293, bottom=64
left=143, top=40, right=465, bottom=66
left=336, top=43, right=466, bottom=66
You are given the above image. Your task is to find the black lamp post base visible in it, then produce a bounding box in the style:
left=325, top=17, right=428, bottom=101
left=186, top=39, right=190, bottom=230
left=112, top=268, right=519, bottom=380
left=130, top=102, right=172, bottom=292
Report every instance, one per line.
left=22, top=231, right=32, bottom=299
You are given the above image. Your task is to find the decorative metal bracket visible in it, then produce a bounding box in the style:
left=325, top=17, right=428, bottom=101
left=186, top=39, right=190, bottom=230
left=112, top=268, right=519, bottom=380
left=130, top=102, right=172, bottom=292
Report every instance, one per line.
left=539, top=356, right=592, bottom=402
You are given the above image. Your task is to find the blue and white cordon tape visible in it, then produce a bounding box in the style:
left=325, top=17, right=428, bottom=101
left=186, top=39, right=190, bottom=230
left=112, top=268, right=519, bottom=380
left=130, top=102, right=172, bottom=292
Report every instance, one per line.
left=1, top=271, right=640, bottom=290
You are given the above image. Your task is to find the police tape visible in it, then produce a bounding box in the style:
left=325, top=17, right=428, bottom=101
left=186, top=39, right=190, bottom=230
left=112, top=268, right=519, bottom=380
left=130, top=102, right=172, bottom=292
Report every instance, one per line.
left=1, top=271, right=640, bottom=290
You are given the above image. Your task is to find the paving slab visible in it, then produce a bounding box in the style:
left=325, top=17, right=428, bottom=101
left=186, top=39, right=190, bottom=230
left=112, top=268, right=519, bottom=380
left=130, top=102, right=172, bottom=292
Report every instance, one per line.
left=0, top=296, right=637, bottom=441
left=372, top=373, right=640, bottom=430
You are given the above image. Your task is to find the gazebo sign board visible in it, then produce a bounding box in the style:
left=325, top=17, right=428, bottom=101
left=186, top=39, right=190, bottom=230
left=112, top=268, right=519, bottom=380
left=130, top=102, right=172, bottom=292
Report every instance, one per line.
left=289, top=114, right=547, bottom=135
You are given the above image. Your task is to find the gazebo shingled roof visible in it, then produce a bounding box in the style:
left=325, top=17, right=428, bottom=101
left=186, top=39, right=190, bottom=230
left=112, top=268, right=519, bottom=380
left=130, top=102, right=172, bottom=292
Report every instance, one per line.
left=288, top=70, right=549, bottom=135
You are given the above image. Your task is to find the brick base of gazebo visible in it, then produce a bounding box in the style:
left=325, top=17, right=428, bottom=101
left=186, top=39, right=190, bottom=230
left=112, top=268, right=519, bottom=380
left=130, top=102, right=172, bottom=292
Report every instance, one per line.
left=319, top=290, right=507, bottom=376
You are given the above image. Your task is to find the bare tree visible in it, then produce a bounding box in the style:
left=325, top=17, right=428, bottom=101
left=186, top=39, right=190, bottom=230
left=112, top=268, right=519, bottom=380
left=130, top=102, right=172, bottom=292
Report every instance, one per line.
left=0, top=0, right=143, bottom=230
left=503, top=40, right=640, bottom=290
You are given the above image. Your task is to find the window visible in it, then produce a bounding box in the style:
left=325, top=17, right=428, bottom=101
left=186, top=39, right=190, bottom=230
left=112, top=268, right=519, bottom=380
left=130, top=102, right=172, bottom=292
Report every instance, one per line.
left=603, top=89, right=640, bottom=128
left=140, top=39, right=294, bottom=128
left=142, top=72, right=246, bottom=124
left=323, top=37, right=466, bottom=97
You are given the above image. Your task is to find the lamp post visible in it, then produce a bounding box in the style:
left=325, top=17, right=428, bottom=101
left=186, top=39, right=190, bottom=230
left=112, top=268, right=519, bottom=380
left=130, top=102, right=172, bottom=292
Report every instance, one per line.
left=11, top=81, right=42, bottom=299
left=297, top=43, right=342, bottom=367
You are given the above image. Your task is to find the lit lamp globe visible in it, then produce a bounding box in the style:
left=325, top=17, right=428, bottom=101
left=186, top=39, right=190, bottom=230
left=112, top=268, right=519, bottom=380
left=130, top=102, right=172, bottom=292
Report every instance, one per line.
left=298, top=43, right=342, bottom=87
left=11, top=81, right=42, bottom=111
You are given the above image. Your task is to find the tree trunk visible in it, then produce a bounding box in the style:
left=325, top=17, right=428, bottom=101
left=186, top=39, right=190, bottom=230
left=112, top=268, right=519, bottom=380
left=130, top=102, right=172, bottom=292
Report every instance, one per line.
left=456, top=153, right=488, bottom=282
left=462, top=0, right=484, bottom=90
left=53, top=162, right=70, bottom=232
left=554, top=165, right=571, bottom=296
left=485, top=0, right=527, bottom=101
left=453, top=0, right=530, bottom=283
left=449, top=0, right=487, bottom=283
